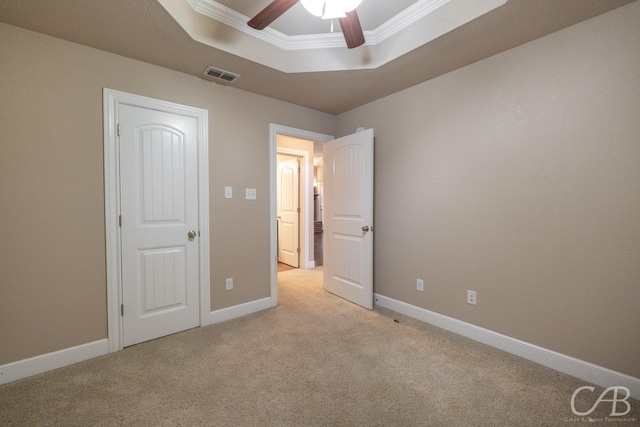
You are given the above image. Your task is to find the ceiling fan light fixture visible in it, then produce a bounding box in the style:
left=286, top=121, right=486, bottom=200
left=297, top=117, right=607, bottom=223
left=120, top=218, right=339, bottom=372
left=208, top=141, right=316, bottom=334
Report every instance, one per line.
left=247, top=0, right=365, bottom=49
left=300, top=0, right=363, bottom=20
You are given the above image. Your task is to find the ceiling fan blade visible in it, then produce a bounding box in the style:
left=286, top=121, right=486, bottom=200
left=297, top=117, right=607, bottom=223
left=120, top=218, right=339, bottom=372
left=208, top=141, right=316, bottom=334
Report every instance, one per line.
left=339, top=10, right=365, bottom=49
left=248, top=0, right=299, bottom=30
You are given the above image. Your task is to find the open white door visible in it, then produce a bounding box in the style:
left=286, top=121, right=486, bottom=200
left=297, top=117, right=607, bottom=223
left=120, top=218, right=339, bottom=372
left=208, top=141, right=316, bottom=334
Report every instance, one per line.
left=277, top=156, right=300, bottom=267
left=324, top=128, right=374, bottom=309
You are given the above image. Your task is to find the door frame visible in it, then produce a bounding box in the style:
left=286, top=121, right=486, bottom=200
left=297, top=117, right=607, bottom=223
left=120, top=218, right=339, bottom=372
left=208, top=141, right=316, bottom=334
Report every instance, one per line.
left=103, top=89, right=210, bottom=353
left=269, top=124, right=333, bottom=307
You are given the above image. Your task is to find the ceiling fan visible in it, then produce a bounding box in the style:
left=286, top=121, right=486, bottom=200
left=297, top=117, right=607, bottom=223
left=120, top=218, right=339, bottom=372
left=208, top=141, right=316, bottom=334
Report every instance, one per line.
left=247, top=0, right=366, bottom=49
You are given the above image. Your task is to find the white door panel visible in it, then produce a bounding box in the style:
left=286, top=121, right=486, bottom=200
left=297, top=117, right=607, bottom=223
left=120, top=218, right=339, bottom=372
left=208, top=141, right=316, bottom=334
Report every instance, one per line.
left=277, top=156, right=300, bottom=267
left=119, top=104, right=200, bottom=346
left=324, top=129, right=374, bottom=309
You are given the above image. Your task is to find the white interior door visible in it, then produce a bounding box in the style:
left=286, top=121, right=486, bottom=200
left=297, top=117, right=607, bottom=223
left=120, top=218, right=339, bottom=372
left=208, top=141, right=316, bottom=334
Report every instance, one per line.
left=277, top=156, right=300, bottom=267
left=119, top=104, right=200, bottom=347
left=323, top=128, right=374, bottom=309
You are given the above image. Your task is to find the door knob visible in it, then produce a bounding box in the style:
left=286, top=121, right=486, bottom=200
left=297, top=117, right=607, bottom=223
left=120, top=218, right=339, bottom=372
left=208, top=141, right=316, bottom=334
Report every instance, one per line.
left=362, top=226, right=369, bottom=232
left=188, top=230, right=197, bottom=239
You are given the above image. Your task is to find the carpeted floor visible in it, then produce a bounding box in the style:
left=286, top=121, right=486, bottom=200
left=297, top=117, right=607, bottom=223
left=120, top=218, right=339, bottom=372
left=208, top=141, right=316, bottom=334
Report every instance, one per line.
left=0, top=267, right=637, bottom=426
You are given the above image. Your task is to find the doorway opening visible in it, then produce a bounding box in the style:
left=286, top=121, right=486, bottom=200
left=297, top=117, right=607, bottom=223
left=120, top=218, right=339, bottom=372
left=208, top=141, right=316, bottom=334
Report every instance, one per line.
left=269, top=124, right=334, bottom=308
left=271, top=125, right=375, bottom=310
left=276, top=145, right=326, bottom=273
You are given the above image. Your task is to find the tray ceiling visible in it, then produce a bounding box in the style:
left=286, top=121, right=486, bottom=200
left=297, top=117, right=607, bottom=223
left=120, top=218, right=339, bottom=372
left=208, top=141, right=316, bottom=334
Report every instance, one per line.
left=167, top=0, right=506, bottom=73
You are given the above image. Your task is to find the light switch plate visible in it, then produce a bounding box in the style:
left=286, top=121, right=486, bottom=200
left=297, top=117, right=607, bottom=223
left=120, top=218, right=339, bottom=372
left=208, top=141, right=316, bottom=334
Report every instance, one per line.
left=224, top=186, right=232, bottom=199
left=245, top=188, right=257, bottom=200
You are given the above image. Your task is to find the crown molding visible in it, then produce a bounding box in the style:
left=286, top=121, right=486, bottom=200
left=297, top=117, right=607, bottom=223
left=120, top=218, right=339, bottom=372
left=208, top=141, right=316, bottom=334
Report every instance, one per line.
left=369, top=0, right=449, bottom=44
left=188, top=0, right=451, bottom=50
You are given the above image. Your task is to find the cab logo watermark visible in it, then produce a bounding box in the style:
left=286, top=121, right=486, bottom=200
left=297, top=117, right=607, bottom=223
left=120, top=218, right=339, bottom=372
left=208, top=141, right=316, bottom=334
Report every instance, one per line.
left=565, top=386, right=637, bottom=423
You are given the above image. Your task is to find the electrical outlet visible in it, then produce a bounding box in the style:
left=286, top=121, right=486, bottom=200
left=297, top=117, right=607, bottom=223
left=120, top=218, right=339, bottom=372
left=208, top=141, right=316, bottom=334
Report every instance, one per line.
left=245, top=188, right=257, bottom=200
left=225, top=278, right=233, bottom=291
left=467, top=290, right=477, bottom=305
left=417, top=278, right=424, bottom=292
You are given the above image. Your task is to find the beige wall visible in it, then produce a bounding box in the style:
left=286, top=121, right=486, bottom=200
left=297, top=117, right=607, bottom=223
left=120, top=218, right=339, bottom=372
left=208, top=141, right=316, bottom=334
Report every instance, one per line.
left=0, top=22, right=336, bottom=365
left=337, top=2, right=640, bottom=378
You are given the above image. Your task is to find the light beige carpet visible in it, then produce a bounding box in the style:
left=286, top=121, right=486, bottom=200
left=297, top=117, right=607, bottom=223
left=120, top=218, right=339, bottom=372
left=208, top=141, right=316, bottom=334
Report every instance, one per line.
left=0, top=267, right=637, bottom=426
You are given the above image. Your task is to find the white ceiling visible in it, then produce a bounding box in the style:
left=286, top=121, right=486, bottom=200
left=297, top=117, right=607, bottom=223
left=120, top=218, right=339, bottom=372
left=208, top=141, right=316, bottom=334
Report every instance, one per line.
left=0, top=0, right=635, bottom=114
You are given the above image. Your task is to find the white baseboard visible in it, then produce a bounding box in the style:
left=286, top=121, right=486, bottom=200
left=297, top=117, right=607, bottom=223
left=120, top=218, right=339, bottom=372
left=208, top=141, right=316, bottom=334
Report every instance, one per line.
left=374, top=293, right=640, bottom=400
left=207, top=297, right=272, bottom=325
left=0, top=298, right=273, bottom=385
left=0, top=339, right=109, bottom=386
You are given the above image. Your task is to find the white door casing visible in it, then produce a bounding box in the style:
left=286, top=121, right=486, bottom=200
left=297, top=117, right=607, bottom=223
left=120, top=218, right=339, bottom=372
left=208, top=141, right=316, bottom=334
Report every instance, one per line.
left=119, top=105, right=200, bottom=346
left=277, top=156, right=300, bottom=267
left=104, top=89, right=209, bottom=352
left=323, top=128, right=374, bottom=310
left=269, top=124, right=334, bottom=307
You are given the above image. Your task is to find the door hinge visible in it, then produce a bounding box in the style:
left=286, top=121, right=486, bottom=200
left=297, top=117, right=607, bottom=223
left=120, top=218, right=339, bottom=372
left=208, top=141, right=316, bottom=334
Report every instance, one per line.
left=119, top=215, right=122, bottom=227
left=297, top=247, right=300, bottom=254
left=117, top=123, right=120, bottom=137
left=297, top=207, right=300, bottom=213
left=120, top=304, right=124, bottom=316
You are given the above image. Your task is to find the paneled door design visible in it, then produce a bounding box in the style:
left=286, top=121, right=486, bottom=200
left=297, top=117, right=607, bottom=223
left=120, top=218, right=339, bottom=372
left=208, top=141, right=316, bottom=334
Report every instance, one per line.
left=324, top=129, right=374, bottom=309
left=277, top=156, right=300, bottom=267
left=119, top=104, right=200, bottom=346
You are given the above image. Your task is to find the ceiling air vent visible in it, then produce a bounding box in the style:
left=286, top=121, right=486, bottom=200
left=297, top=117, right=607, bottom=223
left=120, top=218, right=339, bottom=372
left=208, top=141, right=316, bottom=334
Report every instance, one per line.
left=202, top=66, right=240, bottom=83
